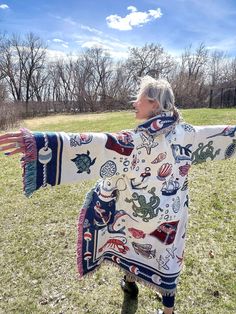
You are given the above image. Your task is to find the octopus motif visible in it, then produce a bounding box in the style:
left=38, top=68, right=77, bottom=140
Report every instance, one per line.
left=191, top=141, right=221, bottom=165
left=125, top=187, right=163, bottom=222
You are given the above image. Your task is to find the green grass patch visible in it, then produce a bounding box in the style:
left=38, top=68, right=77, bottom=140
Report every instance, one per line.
left=0, top=109, right=236, bottom=313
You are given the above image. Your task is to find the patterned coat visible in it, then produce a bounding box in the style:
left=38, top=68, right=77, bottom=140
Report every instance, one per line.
left=21, top=113, right=236, bottom=295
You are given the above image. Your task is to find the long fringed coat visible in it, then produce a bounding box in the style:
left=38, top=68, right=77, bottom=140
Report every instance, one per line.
left=20, top=113, right=236, bottom=296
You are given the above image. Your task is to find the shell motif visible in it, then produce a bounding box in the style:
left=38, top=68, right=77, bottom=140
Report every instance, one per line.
left=151, top=152, right=167, bottom=164
left=179, top=163, right=191, bottom=176
left=157, top=163, right=172, bottom=180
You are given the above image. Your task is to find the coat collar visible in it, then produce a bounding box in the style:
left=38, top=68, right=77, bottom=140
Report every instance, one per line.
left=134, top=111, right=180, bottom=136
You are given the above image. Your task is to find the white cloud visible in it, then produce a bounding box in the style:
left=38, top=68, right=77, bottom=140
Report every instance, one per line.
left=0, top=4, right=9, bottom=9
left=45, top=48, right=77, bottom=61
left=81, top=41, right=110, bottom=50
left=206, top=38, right=236, bottom=52
left=80, top=25, right=103, bottom=36
left=52, top=38, right=64, bottom=43
left=81, top=40, right=129, bottom=59
left=106, top=6, right=162, bottom=31
left=54, top=15, right=102, bottom=36
left=127, top=6, right=137, bottom=13
left=52, top=38, right=69, bottom=48
left=80, top=36, right=131, bottom=60
left=49, top=15, right=133, bottom=59
left=63, top=17, right=77, bottom=26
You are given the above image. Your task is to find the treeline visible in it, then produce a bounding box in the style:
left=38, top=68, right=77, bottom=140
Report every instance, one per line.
left=0, top=32, right=236, bottom=128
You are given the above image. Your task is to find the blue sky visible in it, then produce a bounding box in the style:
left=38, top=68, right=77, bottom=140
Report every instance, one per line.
left=0, top=0, right=236, bottom=59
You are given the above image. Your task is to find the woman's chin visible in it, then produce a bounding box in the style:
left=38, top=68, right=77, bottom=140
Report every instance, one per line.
left=135, top=112, right=143, bottom=120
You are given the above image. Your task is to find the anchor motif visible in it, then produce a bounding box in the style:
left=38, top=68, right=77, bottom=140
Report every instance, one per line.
left=130, top=167, right=151, bottom=190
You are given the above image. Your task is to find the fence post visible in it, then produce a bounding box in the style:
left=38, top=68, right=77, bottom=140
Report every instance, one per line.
left=234, top=88, right=236, bottom=107
left=209, top=89, right=213, bottom=108
left=220, top=88, right=224, bottom=108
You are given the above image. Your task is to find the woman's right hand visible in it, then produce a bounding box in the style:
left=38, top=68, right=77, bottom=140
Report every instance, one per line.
left=0, top=131, right=25, bottom=156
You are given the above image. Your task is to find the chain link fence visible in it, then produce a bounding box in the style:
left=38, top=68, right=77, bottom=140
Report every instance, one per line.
left=209, top=87, right=236, bottom=108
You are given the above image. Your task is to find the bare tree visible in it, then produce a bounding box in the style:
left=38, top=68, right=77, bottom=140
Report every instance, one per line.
left=0, top=33, right=46, bottom=106
left=21, top=33, right=47, bottom=105
left=125, top=43, right=175, bottom=81
left=1, top=33, right=236, bottom=114
left=77, top=48, right=114, bottom=111
left=207, top=50, right=227, bottom=87
left=172, top=43, right=209, bottom=107
left=0, top=35, right=24, bottom=101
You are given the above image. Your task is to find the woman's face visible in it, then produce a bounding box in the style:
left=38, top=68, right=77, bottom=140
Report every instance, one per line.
left=133, top=94, right=160, bottom=120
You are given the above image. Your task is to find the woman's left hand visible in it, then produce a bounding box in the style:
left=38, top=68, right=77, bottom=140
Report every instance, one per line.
left=0, top=131, right=25, bottom=156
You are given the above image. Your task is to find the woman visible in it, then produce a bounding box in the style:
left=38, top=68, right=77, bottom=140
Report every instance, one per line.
left=0, top=76, right=235, bottom=314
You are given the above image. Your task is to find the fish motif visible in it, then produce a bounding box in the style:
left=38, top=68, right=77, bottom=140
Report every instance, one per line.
left=132, top=242, right=156, bottom=259
left=171, top=144, right=192, bottom=163
left=128, top=228, right=146, bottom=239
left=207, top=126, right=236, bottom=139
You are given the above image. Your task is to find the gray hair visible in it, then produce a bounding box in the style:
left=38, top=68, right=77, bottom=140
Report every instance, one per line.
left=136, top=76, right=176, bottom=113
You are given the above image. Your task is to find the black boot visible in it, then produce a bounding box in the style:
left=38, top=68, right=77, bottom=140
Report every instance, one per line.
left=120, top=276, right=139, bottom=298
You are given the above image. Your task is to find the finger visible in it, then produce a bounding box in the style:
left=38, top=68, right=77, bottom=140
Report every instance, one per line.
left=0, top=143, right=22, bottom=152
left=0, top=138, right=24, bottom=146
left=4, top=147, right=24, bottom=156
left=0, top=132, right=22, bottom=141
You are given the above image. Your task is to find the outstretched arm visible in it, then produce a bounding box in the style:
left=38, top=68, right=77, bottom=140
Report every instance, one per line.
left=0, top=128, right=136, bottom=197
left=191, top=125, right=236, bottom=165
left=0, top=131, right=25, bottom=156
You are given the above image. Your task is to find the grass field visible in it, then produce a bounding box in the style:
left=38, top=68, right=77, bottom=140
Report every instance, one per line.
left=0, top=108, right=236, bottom=314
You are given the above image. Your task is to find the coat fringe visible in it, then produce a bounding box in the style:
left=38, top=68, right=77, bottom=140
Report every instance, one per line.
left=20, top=128, right=37, bottom=197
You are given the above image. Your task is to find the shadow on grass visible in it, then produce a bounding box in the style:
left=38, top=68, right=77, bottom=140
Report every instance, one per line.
left=121, top=294, right=138, bottom=314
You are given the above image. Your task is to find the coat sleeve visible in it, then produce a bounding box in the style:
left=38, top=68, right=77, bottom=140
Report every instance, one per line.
left=191, top=125, right=236, bottom=165
left=20, top=128, right=135, bottom=197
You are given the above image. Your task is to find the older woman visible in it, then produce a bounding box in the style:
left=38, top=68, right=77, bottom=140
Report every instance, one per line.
left=0, top=76, right=235, bottom=314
